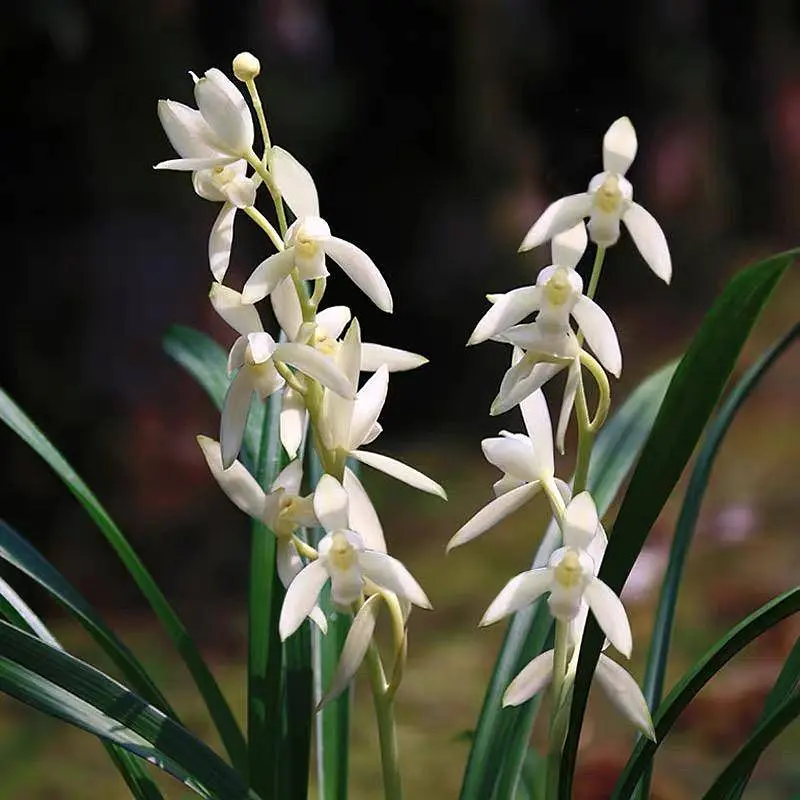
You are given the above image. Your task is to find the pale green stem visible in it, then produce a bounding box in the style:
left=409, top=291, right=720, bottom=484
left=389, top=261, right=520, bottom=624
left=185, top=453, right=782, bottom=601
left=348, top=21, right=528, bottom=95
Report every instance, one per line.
left=584, top=245, right=606, bottom=302
left=545, top=620, right=571, bottom=800
left=273, top=360, right=307, bottom=396
left=245, top=150, right=288, bottom=236
left=245, top=79, right=271, bottom=161
left=243, top=205, right=283, bottom=251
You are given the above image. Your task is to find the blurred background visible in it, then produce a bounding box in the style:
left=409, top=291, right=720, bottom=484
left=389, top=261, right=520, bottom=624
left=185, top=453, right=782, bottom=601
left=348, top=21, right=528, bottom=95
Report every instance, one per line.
left=1, top=0, right=799, bottom=797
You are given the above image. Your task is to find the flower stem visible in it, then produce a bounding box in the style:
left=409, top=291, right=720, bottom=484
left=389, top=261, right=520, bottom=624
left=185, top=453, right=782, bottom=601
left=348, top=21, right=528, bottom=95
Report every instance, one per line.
left=365, top=642, right=403, bottom=800
left=584, top=245, right=606, bottom=301
left=243, top=205, right=284, bottom=251
left=545, top=620, right=570, bottom=800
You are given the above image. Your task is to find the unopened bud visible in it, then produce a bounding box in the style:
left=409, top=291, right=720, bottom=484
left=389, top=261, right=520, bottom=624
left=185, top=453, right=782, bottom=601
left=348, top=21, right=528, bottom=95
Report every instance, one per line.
left=232, top=52, right=260, bottom=82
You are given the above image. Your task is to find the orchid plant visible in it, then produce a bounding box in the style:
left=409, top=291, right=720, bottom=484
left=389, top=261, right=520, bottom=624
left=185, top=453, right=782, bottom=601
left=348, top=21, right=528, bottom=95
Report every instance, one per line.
left=0, top=49, right=797, bottom=800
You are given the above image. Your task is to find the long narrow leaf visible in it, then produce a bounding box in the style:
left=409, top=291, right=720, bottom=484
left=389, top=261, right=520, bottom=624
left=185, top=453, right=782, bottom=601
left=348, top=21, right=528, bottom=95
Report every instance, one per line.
left=0, top=387, right=247, bottom=772
left=105, top=746, right=166, bottom=800
left=610, top=587, right=800, bottom=798
left=460, top=360, right=676, bottom=799
left=0, top=620, right=259, bottom=800
left=560, top=251, right=795, bottom=798
left=636, top=322, right=800, bottom=799
left=0, top=574, right=60, bottom=647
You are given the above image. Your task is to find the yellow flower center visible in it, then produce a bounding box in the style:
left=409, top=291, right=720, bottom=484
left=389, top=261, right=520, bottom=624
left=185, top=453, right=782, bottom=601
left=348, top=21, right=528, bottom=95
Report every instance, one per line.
left=543, top=267, right=573, bottom=306
left=554, top=549, right=583, bottom=588
left=593, top=174, right=622, bottom=213
left=328, top=531, right=357, bottom=571
left=313, top=330, right=340, bottom=358
left=295, top=228, right=319, bottom=259
left=275, top=495, right=302, bottom=537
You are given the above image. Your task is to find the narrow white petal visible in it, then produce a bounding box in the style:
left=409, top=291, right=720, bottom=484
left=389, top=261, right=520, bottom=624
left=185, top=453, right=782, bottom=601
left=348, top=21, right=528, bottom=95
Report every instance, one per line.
left=194, top=68, right=253, bottom=154
left=320, top=319, right=360, bottom=449
left=360, top=343, right=428, bottom=372
left=313, top=474, right=350, bottom=533
left=361, top=422, right=382, bottom=446
left=584, top=578, right=633, bottom=658
left=270, top=277, right=303, bottom=341
left=273, top=342, right=356, bottom=399
left=246, top=331, right=278, bottom=364
left=556, top=359, right=580, bottom=454
left=359, top=551, right=432, bottom=608
left=447, top=483, right=540, bottom=551
left=595, top=654, right=656, bottom=741
left=551, top=223, right=588, bottom=269
left=271, top=459, right=304, bottom=495
left=481, top=435, right=538, bottom=483
left=351, top=450, right=446, bottom=499
left=492, top=361, right=564, bottom=416
left=227, top=337, right=247, bottom=373
left=276, top=539, right=303, bottom=588
left=503, top=650, right=555, bottom=707
left=309, top=606, right=329, bottom=634
left=563, top=491, right=600, bottom=551
left=343, top=467, right=385, bottom=552
left=154, top=155, right=237, bottom=171
left=337, top=318, right=362, bottom=389
left=208, top=203, right=237, bottom=281
left=468, top=287, right=543, bottom=345
left=220, top=370, right=254, bottom=468
left=316, top=306, right=352, bottom=340
left=519, top=194, right=593, bottom=252
left=242, top=249, right=296, bottom=304
left=520, top=388, right=555, bottom=476
left=209, top=283, right=263, bottom=337
left=571, top=297, right=622, bottom=377
left=480, top=568, right=554, bottom=626
left=493, top=474, right=525, bottom=497
left=280, top=560, right=329, bottom=640
left=156, top=100, right=220, bottom=159
left=349, top=366, right=388, bottom=449
left=321, top=237, right=393, bottom=313
left=603, top=117, right=638, bottom=176
left=319, top=594, right=380, bottom=709
left=197, top=436, right=265, bottom=517
left=622, top=203, right=672, bottom=284
left=279, top=388, right=306, bottom=459
left=270, top=146, right=320, bottom=219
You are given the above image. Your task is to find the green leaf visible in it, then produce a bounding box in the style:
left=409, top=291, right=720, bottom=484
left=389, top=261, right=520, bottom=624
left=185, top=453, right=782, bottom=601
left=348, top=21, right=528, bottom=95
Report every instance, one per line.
left=310, top=449, right=351, bottom=800
left=610, top=588, right=800, bottom=798
left=560, top=250, right=795, bottom=799
left=0, top=620, right=259, bottom=800
left=0, top=518, right=175, bottom=716
left=105, top=746, right=166, bottom=800
left=163, top=324, right=265, bottom=468
left=0, top=386, right=247, bottom=772
left=636, top=322, right=800, bottom=800
left=460, top=360, right=676, bottom=800
left=0, top=573, right=60, bottom=647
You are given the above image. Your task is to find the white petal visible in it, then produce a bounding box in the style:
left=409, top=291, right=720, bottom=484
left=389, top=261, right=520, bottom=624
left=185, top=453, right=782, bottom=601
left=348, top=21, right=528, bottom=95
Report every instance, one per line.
left=209, top=283, right=263, bottom=337
left=551, top=223, right=588, bottom=269
left=208, top=203, right=237, bottom=281
left=492, top=360, right=564, bottom=416
left=320, top=319, right=360, bottom=449
left=273, top=343, right=355, bottom=399
left=468, top=287, right=543, bottom=345
left=350, top=450, right=446, bottom=500
left=361, top=422, right=383, bottom=446
left=481, top=435, right=538, bottom=483
left=270, top=276, right=303, bottom=341
left=276, top=539, right=303, bottom=588
left=556, top=359, right=580, bottom=454
left=246, top=331, right=278, bottom=364
left=519, top=194, right=593, bottom=252
left=622, top=203, right=672, bottom=284
left=194, top=68, right=253, bottom=154
left=343, top=467, right=385, bottom=552
left=493, top=474, right=525, bottom=497
left=156, top=100, right=220, bottom=159
left=584, top=578, right=633, bottom=658
left=360, top=343, right=428, bottom=372
left=220, top=370, right=254, bottom=468
left=227, top=337, right=247, bottom=373
left=595, top=654, right=656, bottom=741
left=197, top=435, right=265, bottom=517
left=154, top=155, right=237, bottom=171
left=520, top=388, right=555, bottom=476
left=279, top=560, right=329, bottom=640
left=271, top=459, right=304, bottom=495
left=571, top=296, right=622, bottom=377
left=447, top=483, right=540, bottom=551
left=242, top=249, right=296, bottom=304
left=223, top=174, right=257, bottom=209
left=359, top=551, right=432, bottom=608
left=563, top=491, right=600, bottom=551
left=316, top=306, right=352, bottom=339
left=270, top=146, right=320, bottom=219
left=319, top=594, right=380, bottom=708
left=309, top=606, right=329, bottom=634
left=313, top=474, right=350, bottom=533
left=349, top=366, right=388, bottom=449
left=480, top=568, right=554, bottom=626
left=321, top=237, right=393, bottom=313
left=503, top=650, right=555, bottom=707
left=279, top=388, right=306, bottom=459
left=603, top=117, right=638, bottom=176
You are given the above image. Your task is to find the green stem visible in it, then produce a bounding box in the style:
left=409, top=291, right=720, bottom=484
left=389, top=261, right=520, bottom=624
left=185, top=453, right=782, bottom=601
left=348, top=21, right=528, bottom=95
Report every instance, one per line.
left=584, top=245, right=606, bottom=301
left=545, top=621, right=570, bottom=800
left=245, top=79, right=271, bottom=160
left=243, top=205, right=284, bottom=251
left=245, top=151, right=288, bottom=236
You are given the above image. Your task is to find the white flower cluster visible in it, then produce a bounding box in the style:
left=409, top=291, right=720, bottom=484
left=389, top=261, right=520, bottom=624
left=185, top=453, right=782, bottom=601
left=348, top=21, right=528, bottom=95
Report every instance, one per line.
left=156, top=54, right=445, bottom=705
left=450, top=118, right=668, bottom=740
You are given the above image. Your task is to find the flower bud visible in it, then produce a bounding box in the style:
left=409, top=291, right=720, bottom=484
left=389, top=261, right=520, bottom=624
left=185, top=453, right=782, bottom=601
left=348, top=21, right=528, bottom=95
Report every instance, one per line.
left=233, top=52, right=261, bottom=82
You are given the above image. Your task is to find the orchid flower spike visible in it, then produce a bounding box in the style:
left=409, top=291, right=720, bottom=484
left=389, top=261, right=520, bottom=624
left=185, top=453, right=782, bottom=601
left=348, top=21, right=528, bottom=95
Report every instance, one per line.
left=447, top=389, right=570, bottom=551
left=209, top=283, right=355, bottom=467
left=519, top=117, right=671, bottom=283
left=241, top=147, right=393, bottom=312
left=280, top=475, right=431, bottom=639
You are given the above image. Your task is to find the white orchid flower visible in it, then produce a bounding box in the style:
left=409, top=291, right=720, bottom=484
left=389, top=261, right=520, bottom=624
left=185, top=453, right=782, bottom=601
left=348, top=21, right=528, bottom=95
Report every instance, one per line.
left=240, top=147, right=393, bottom=312
left=519, top=117, right=671, bottom=283
left=315, top=319, right=446, bottom=500
left=209, top=283, right=355, bottom=467
left=447, top=389, right=569, bottom=551
left=480, top=491, right=632, bottom=658
left=156, top=69, right=257, bottom=281
left=280, top=475, right=431, bottom=639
